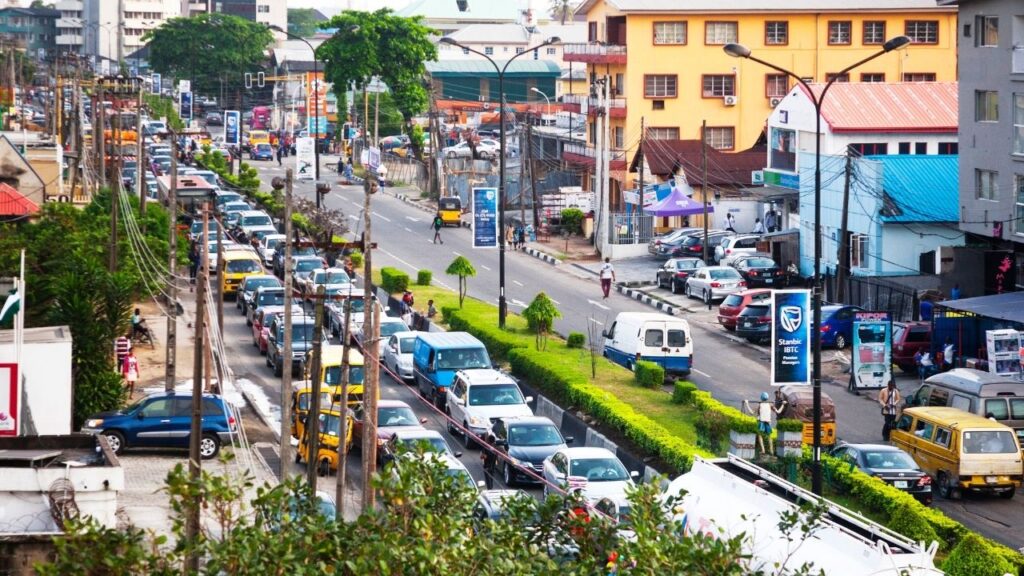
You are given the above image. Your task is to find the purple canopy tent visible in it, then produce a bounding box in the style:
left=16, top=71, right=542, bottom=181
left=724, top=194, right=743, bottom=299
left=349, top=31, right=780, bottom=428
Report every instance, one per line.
left=643, top=185, right=714, bottom=217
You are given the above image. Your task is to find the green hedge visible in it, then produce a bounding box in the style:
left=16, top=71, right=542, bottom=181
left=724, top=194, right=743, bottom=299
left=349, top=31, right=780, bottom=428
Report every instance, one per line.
left=416, top=269, right=432, bottom=286
left=776, top=418, right=804, bottom=433
left=690, top=389, right=759, bottom=435
left=508, top=347, right=709, bottom=472
left=634, top=361, right=664, bottom=388
left=442, top=306, right=528, bottom=362
left=381, top=267, right=410, bottom=293
left=566, top=332, right=586, bottom=349
left=671, top=381, right=697, bottom=405
left=943, top=533, right=1017, bottom=576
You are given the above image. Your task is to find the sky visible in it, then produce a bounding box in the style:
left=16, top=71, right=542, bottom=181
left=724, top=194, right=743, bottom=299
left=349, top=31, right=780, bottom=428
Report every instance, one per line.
left=287, top=0, right=409, bottom=16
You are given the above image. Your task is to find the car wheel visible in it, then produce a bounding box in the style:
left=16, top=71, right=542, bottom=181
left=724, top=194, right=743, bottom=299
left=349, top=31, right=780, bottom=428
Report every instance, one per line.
left=685, top=284, right=693, bottom=299
left=102, top=430, right=125, bottom=455
left=273, top=359, right=283, bottom=377
left=463, top=422, right=477, bottom=449
left=999, top=489, right=1016, bottom=500
left=199, top=433, right=220, bottom=459
left=445, top=409, right=457, bottom=435
left=937, top=472, right=959, bottom=500
left=671, top=280, right=682, bottom=295
left=503, top=462, right=514, bottom=486
left=245, top=316, right=252, bottom=327
left=318, top=458, right=331, bottom=477
left=834, top=334, right=847, bottom=350
left=703, top=289, right=711, bottom=305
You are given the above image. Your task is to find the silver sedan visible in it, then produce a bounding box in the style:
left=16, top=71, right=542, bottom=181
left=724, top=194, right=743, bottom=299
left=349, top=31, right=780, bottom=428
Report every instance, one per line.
left=684, top=265, right=747, bottom=304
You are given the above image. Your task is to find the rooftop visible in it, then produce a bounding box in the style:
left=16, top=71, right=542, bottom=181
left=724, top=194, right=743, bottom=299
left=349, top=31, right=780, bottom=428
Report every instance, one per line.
left=866, top=155, right=959, bottom=223
left=802, top=82, right=958, bottom=134
left=0, top=182, right=38, bottom=218
left=576, top=0, right=953, bottom=13
left=398, top=0, right=536, bottom=22
left=426, top=59, right=562, bottom=77
left=630, top=140, right=767, bottom=187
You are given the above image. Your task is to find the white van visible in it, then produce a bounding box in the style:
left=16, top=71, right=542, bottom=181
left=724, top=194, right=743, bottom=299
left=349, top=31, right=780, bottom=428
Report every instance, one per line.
left=602, top=312, right=692, bottom=376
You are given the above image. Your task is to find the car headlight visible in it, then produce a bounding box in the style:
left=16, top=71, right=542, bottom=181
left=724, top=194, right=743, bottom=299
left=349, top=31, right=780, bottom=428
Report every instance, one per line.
left=85, top=419, right=103, bottom=428
left=468, top=416, right=486, bottom=426
left=508, top=456, right=523, bottom=467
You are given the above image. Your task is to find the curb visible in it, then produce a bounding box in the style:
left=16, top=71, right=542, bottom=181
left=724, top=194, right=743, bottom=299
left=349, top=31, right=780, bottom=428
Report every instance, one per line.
left=616, top=285, right=676, bottom=315
left=238, top=384, right=280, bottom=442
left=523, top=246, right=560, bottom=266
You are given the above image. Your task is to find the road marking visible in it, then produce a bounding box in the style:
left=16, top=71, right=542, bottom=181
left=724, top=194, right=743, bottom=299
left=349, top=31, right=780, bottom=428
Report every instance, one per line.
left=587, top=299, right=611, bottom=310
left=347, top=215, right=359, bottom=220
left=480, top=264, right=492, bottom=271
left=549, top=297, right=561, bottom=305
left=403, top=227, right=412, bottom=233
left=692, top=369, right=712, bottom=379
left=349, top=200, right=362, bottom=208
left=405, top=216, right=420, bottom=222
left=511, top=299, right=527, bottom=307
left=452, top=251, right=462, bottom=256
left=512, top=280, right=524, bottom=287
left=379, top=248, right=420, bottom=275
left=372, top=211, right=392, bottom=222
left=589, top=318, right=604, bottom=326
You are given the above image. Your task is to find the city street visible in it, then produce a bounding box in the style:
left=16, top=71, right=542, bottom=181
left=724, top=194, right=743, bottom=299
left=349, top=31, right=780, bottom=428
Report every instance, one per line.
left=232, top=154, right=1024, bottom=550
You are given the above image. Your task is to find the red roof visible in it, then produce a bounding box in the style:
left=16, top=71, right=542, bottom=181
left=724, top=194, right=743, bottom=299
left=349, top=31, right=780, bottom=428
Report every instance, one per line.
left=0, top=183, right=39, bottom=217
left=630, top=140, right=767, bottom=187
left=802, top=82, right=958, bottom=134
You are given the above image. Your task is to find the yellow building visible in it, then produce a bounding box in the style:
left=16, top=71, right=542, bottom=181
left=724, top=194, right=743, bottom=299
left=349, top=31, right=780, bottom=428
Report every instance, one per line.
left=565, top=0, right=958, bottom=209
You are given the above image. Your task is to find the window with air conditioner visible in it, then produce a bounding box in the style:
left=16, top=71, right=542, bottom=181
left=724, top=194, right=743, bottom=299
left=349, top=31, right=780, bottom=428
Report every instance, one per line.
left=702, top=75, right=735, bottom=98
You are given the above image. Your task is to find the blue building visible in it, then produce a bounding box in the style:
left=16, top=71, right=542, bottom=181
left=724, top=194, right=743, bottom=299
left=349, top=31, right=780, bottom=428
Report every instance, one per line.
left=798, top=153, right=964, bottom=278
left=0, top=7, right=58, bottom=59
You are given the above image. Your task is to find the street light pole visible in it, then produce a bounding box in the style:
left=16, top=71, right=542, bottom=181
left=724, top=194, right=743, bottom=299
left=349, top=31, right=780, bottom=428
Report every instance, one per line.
left=440, top=36, right=561, bottom=329
left=724, top=36, right=910, bottom=495
left=530, top=86, right=551, bottom=116
left=270, top=26, right=323, bottom=205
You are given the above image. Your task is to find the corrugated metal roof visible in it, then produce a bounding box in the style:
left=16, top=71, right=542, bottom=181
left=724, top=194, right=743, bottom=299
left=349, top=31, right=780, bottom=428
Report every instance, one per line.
left=803, top=82, right=958, bottom=134
left=578, top=0, right=953, bottom=12
left=866, top=155, right=959, bottom=223
left=426, top=59, right=562, bottom=76
left=0, top=183, right=38, bottom=217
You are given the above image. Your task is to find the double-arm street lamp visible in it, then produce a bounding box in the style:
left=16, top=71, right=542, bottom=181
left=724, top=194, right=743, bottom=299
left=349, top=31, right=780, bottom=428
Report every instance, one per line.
left=439, top=36, right=561, bottom=328
left=724, top=36, right=910, bottom=495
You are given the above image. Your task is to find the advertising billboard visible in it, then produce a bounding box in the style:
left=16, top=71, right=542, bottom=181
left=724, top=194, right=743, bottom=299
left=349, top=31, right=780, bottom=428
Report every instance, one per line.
left=305, top=72, right=328, bottom=137
left=295, top=137, right=315, bottom=181
left=850, top=312, right=892, bottom=392
left=472, top=187, right=498, bottom=249
left=224, top=110, right=240, bottom=146
left=0, top=363, right=18, bottom=437
left=179, top=91, right=192, bottom=121
left=771, top=290, right=811, bottom=386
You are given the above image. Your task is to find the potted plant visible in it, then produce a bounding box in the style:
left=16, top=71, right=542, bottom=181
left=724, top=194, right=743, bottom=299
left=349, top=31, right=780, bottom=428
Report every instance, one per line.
left=775, top=419, right=804, bottom=458
left=728, top=419, right=758, bottom=460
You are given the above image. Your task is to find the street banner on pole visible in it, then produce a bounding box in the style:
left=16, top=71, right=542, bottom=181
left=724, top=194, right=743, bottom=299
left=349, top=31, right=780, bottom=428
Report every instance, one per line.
left=305, top=72, right=328, bottom=137
left=472, top=187, right=498, bottom=249
left=771, top=289, right=811, bottom=386
left=367, top=147, right=380, bottom=170
left=295, top=137, right=315, bottom=181
left=151, top=73, right=161, bottom=95
left=0, top=364, right=18, bottom=436
left=179, top=91, right=192, bottom=121
left=224, top=110, right=240, bottom=146
left=850, top=312, right=892, bottom=391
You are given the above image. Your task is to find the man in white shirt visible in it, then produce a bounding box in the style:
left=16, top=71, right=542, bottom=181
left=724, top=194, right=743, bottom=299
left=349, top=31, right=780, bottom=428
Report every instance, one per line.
left=599, top=257, right=615, bottom=299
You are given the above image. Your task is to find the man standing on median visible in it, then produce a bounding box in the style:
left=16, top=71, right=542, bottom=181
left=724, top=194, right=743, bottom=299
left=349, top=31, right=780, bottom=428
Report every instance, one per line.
left=599, top=257, right=615, bottom=299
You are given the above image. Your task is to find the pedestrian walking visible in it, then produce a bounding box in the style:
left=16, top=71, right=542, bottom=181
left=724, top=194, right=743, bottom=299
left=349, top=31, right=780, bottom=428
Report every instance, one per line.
left=276, top=143, right=285, bottom=166
left=725, top=213, right=736, bottom=232
left=114, top=333, right=131, bottom=368
left=879, top=380, right=901, bottom=441
left=765, top=209, right=778, bottom=233
left=431, top=213, right=444, bottom=244
left=122, top=347, right=140, bottom=397
left=188, top=243, right=200, bottom=284
left=599, top=257, right=616, bottom=299
left=505, top=225, right=514, bottom=248
left=942, top=337, right=955, bottom=371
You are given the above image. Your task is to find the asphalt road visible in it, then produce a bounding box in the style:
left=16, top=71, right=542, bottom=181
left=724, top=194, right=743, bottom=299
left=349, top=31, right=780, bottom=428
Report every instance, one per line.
left=232, top=154, right=1024, bottom=550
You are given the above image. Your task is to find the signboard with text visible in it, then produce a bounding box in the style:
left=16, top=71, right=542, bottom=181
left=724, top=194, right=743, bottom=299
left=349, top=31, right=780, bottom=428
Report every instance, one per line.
left=305, top=72, right=328, bottom=136
left=771, top=290, right=811, bottom=386
left=179, top=91, right=192, bottom=121
left=295, top=137, right=315, bottom=181
left=472, top=187, right=498, bottom=249
left=224, top=110, right=240, bottom=146
left=850, top=312, right=892, bottom=391
left=0, top=363, right=18, bottom=437
left=151, top=73, right=161, bottom=95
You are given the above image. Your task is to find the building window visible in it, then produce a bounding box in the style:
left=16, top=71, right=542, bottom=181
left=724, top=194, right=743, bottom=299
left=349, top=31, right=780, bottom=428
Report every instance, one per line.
left=915, top=142, right=927, bottom=154
left=653, top=21, right=687, bottom=45
left=860, top=73, right=885, bottom=83
left=462, top=47, right=469, bottom=55
left=647, top=127, right=679, bottom=140
left=826, top=73, right=850, bottom=83
left=849, top=143, right=888, bottom=155
left=702, top=74, right=735, bottom=97
left=484, top=46, right=494, bottom=55
left=515, top=47, right=524, bottom=53
left=863, top=21, right=886, bottom=45
left=903, top=72, right=936, bottom=82
left=614, top=126, right=624, bottom=149
left=704, top=127, right=735, bottom=150
left=1015, top=176, right=1024, bottom=236
left=851, top=234, right=870, bottom=269
left=644, top=74, right=677, bottom=98
left=1014, top=94, right=1024, bottom=154
left=906, top=20, right=939, bottom=44
left=652, top=100, right=665, bottom=110
left=766, top=74, right=788, bottom=98
left=705, top=21, right=737, bottom=45
left=546, top=47, right=556, bottom=55
left=828, top=21, right=852, bottom=45
left=976, top=90, right=999, bottom=122
left=257, top=4, right=269, bottom=12
left=898, top=142, right=910, bottom=154
left=976, top=169, right=998, bottom=200
left=938, top=142, right=958, bottom=154
left=765, top=21, right=788, bottom=45
left=975, top=15, right=998, bottom=47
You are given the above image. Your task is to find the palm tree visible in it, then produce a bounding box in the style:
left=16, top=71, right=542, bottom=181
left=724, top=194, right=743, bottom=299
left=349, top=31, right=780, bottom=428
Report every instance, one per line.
left=550, top=0, right=577, bottom=25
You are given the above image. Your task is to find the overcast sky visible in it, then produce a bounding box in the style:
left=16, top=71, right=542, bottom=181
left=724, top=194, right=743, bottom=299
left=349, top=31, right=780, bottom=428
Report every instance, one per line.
left=287, top=0, right=409, bottom=16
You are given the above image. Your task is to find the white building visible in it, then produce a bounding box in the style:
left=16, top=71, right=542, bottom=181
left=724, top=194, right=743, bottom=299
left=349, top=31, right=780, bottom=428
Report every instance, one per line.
left=180, top=0, right=286, bottom=40
left=0, top=325, right=73, bottom=436
left=55, top=0, right=180, bottom=73
left=437, top=22, right=585, bottom=69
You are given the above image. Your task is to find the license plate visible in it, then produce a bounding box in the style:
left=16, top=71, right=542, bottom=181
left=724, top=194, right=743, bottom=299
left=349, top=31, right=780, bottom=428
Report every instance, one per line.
left=894, top=480, right=908, bottom=489
left=765, top=279, right=773, bottom=284
left=986, top=475, right=998, bottom=484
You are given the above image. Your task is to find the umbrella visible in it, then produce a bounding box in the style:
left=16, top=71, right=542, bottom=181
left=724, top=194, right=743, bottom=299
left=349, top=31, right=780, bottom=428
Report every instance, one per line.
left=643, top=185, right=714, bottom=217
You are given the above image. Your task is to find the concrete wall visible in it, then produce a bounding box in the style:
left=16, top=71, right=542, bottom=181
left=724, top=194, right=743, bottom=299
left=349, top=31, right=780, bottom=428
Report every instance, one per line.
left=879, top=224, right=965, bottom=276
left=0, top=327, right=73, bottom=436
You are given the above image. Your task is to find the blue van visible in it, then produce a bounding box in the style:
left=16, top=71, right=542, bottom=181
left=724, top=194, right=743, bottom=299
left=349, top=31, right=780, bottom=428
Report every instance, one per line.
left=81, top=391, right=237, bottom=459
left=413, top=332, right=491, bottom=405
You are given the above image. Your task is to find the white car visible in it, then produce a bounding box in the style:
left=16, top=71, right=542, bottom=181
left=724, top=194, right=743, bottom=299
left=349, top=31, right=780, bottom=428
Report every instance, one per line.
left=684, top=265, right=747, bottom=304
left=715, top=235, right=760, bottom=265
left=383, top=331, right=419, bottom=382
left=297, top=267, right=351, bottom=301
left=356, top=316, right=408, bottom=355
left=257, top=233, right=286, bottom=266
left=442, top=139, right=499, bottom=159
left=445, top=369, right=533, bottom=447
left=236, top=211, right=274, bottom=236
left=541, top=447, right=638, bottom=503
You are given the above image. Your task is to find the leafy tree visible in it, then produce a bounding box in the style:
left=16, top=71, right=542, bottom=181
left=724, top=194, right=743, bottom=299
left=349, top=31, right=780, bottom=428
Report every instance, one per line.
left=550, top=0, right=579, bottom=25
left=287, top=8, right=322, bottom=38
left=445, top=255, right=476, bottom=308
left=143, top=14, right=273, bottom=96
left=523, top=292, right=561, bottom=350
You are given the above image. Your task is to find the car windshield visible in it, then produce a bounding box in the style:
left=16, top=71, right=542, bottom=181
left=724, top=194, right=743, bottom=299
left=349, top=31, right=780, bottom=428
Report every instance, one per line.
left=224, top=203, right=249, bottom=213
left=398, top=337, right=415, bottom=354
left=379, top=406, right=418, bottom=427
left=681, top=236, right=701, bottom=247
left=314, top=270, right=350, bottom=285
left=862, top=450, right=919, bottom=470
left=380, top=321, right=406, bottom=338
left=436, top=348, right=490, bottom=370
left=245, top=278, right=279, bottom=292
left=710, top=269, right=741, bottom=280
left=324, top=365, right=364, bottom=386
left=962, top=430, right=1018, bottom=454
left=331, top=298, right=366, bottom=313
left=446, top=468, right=476, bottom=489
left=722, top=294, right=743, bottom=307
left=296, top=391, right=331, bottom=411
left=190, top=221, right=219, bottom=233
left=240, top=214, right=272, bottom=227
left=508, top=424, right=562, bottom=446
left=740, top=305, right=770, bottom=317
left=317, top=413, right=343, bottom=437
left=257, top=291, right=285, bottom=306
left=288, top=323, right=317, bottom=344
left=743, top=258, right=775, bottom=268
left=226, top=259, right=262, bottom=273
left=400, top=436, right=449, bottom=455
left=675, top=260, right=700, bottom=270
left=266, top=238, right=282, bottom=250
left=294, top=259, right=321, bottom=273
left=257, top=144, right=272, bottom=152
left=569, top=457, right=629, bottom=482
left=468, top=384, right=524, bottom=406
left=196, top=173, right=218, bottom=186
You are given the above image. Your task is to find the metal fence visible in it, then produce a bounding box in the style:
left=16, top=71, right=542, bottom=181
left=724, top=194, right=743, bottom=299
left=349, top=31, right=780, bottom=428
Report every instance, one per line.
left=606, top=211, right=655, bottom=245
left=824, top=274, right=935, bottom=321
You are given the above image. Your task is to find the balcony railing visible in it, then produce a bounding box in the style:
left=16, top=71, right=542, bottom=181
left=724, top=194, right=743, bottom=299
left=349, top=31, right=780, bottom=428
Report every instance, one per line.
left=562, top=143, right=628, bottom=170
left=563, top=43, right=627, bottom=64
left=562, top=94, right=627, bottom=117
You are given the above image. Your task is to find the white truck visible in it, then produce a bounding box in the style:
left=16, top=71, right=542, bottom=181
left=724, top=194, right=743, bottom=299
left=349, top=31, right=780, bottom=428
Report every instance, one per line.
left=664, top=455, right=944, bottom=575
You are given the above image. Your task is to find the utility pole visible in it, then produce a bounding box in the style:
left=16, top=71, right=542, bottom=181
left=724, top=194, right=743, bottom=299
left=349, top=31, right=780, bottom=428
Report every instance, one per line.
left=165, top=132, right=178, bottom=391
left=305, top=285, right=326, bottom=488
left=334, top=295, right=353, bottom=521
left=701, top=120, right=709, bottom=266
left=216, top=219, right=224, bottom=339
left=98, top=83, right=106, bottom=188
left=373, top=79, right=379, bottom=146
left=527, top=121, right=540, bottom=231
left=109, top=157, right=118, bottom=273
left=185, top=204, right=208, bottom=574
left=361, top=157, right=378, bottom=511
left=637, top=116, right=645, bottom=213
left=836, top=153, right=853, bottom=303
left=593, top=77, right=606, bottom=253
left=278, top=170, right=294, bottom=475
left=136, top=85, right=145, bottom=232
left=519, top=120, right=526, bottom=226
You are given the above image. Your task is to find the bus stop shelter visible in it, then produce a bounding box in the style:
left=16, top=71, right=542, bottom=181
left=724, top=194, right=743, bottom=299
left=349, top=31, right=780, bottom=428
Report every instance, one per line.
left=933, top=292, right=1024, bottom=367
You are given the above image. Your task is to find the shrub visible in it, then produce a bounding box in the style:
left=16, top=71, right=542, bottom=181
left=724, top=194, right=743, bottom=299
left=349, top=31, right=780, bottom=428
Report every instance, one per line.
left=634, top=361, right=664, bottom=388
left=943, top=533, right=1016, bottom=576
left=348, top=250, right=363, bottom=269
left=776, top=418, right=804, bottom=433
left=561, top=208, right=584, bottom=235
left=690, top=390, right=759, bottom=435
left=416, top=269, right=432, bottom=286
left=381, top=267, right=410, bottom=293
left=566, top=332, right=586, bottom=349
left=443, top=306, right=528, bottom=362
left=694, top=410, right=730, bottom=453
left=886, top=502, right=939, bottom=550
left=671, top=381, right=697, bottom=405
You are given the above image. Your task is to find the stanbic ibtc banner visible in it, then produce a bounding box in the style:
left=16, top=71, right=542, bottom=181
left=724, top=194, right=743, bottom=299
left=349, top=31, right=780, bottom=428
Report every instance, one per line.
left=472, top=187, right=498, bottom=249
left=771, top=289, right=811, bottom=386
left=224, top=110, right=240, bottom=146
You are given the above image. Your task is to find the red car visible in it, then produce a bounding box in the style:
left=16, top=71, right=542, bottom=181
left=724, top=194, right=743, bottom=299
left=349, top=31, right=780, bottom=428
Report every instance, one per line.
left=892, top=321, right=931, bottom=372
left=717, top=289, right=771, bottom=331
left=348, top=399, right=427, bottom=463
left=251, top=306, right=285, bottom=354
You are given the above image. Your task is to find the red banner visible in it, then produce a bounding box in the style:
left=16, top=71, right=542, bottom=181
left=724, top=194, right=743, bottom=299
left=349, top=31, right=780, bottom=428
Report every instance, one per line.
left=0, top=363, right=18, bottom=437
